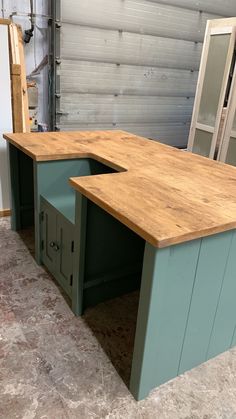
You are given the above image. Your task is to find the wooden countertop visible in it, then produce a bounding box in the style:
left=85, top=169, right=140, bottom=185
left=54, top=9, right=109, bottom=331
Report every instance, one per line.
left=4, top=130, right=236, bottom=248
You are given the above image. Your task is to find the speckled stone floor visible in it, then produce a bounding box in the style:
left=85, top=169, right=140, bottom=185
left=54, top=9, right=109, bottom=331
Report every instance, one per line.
left=1, top=217, right=236, bottom=419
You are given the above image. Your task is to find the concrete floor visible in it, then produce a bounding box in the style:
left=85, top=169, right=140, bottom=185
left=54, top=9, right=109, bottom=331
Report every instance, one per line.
left=1, top=217, right=236, bottom=419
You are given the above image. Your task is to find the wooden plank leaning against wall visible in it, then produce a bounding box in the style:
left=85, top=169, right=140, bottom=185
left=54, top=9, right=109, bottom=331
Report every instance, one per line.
left=0, top=19, right=12, bottom=217
left=0, top=19, right=30, bottom=217
left=9, top=23, right=30, bottom=134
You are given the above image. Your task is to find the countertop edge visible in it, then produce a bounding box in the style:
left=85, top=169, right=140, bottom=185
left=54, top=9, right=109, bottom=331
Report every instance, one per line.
left=69, top=178, right=236, bottom=248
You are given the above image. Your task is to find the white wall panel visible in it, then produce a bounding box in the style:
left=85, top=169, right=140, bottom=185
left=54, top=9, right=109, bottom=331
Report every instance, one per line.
left=149, top=0, right=236, bottom=16
left=61, top=25, right=202, bottom=70
left=59, top=95, right=193, bottom=124
left=62, top=0, right=219, bottom=42
left=60, top=61, right=198, bottom=97
left=0, top=25, right=12, bottom=211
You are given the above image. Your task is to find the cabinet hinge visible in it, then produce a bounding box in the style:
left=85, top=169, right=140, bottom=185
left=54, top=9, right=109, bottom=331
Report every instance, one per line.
left=70, top=274, right=73, bottom=286
left=71, top=240, right=74, bottom=253
left=40, top=211, right=44, bottom=222
left=41, top=240, right=44, bottom=250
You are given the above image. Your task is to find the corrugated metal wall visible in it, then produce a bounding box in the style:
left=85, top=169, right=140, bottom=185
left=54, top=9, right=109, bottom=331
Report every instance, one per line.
left=53, top=0, right=236, bottom=147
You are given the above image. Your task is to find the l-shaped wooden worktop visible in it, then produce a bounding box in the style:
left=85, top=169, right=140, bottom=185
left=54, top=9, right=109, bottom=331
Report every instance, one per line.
left=4, top=130, right=236, bottom=248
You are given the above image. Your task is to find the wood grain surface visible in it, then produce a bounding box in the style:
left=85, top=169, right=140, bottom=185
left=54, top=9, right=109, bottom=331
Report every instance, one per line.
left=4, top=130, right=236, bottom=247
left=0, top=19, right=11, bottom=25
left=0, top=209, right=11, bottom=217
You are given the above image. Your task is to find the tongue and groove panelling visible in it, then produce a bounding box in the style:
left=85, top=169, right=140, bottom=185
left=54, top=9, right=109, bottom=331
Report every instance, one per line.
left=55, top=0, right=236, bottom=146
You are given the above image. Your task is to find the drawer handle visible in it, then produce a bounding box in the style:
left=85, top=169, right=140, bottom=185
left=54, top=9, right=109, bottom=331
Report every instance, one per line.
left=49, top=241, right=60, bottom=251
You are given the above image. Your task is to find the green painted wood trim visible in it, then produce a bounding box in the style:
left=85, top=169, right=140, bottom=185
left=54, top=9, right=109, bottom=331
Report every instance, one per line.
left=231, top=326, right=236, bottom=348
left=207, top=231, right=236, bottom=358
left=8, top=144, right=21, bottom=230
left=72, top=192, right=87, bottom=316
left=129, top=239, right=201, bottom=400
left=178, top=230, right=233, bottom=374
left=33, top=161, right=42, bottom=264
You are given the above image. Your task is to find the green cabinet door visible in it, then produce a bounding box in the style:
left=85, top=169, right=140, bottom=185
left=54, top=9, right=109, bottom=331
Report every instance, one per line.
left=41, top=198, right=74, bottom=298
left=56, top=214, right=74, bottom=298
left=41, top=202, right=57, bottom=275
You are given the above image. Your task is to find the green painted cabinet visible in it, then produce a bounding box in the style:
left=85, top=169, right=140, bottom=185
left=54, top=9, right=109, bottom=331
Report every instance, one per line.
left=41, top=198, right=74, bottom=298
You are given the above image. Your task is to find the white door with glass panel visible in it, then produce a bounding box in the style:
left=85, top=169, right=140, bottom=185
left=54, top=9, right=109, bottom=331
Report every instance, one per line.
left=218, top=64, right=236, bottom=165
left=188, top=20, right=236, bottom=159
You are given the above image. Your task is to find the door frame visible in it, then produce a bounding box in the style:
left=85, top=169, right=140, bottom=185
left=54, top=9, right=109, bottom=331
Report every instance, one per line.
left=187, top=23, right=236, bottom=159
left=217, top=60, right=236, bottom=162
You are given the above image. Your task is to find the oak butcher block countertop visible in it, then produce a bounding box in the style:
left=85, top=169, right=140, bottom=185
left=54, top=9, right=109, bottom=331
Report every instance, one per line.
left=4, top=130, right=236, bottom=248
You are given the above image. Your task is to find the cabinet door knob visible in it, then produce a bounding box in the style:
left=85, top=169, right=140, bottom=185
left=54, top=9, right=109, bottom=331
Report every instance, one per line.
left=49, top=241, right=60, bottom=251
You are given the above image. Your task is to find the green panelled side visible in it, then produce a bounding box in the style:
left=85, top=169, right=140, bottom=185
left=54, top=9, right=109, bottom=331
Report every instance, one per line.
left=130, top=230, right=236, bottom=400
left=178, top=231, right=233, bottom=374
left=18, top=151, right=34, bottom=227
left=130, top=239, right=201, bottom=400
left=8, top=144, right=34, bottom=230
left=206, top=231, right=236, bottom=357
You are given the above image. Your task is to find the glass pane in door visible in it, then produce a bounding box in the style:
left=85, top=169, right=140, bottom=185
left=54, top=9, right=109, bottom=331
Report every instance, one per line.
left=198, top=34, right=231, bottom=126
left=192, top=129, right=213, bottom=157
left=226, top=137, right=236, bottom=165
left=225, top=108, right=236, bottom=165
left=232, top=109, right=236, bottom=131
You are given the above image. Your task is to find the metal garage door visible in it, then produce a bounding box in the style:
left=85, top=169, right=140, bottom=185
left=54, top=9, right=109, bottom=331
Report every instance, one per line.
left=50, top=0, right=236, bottom=147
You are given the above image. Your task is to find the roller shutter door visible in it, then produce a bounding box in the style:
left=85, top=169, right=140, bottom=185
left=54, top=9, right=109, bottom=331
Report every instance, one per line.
left=51, top=0, right=236, bottom=147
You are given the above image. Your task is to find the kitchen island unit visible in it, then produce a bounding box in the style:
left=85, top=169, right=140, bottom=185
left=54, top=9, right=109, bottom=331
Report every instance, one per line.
left=4, top=130, right=236, bottom=400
